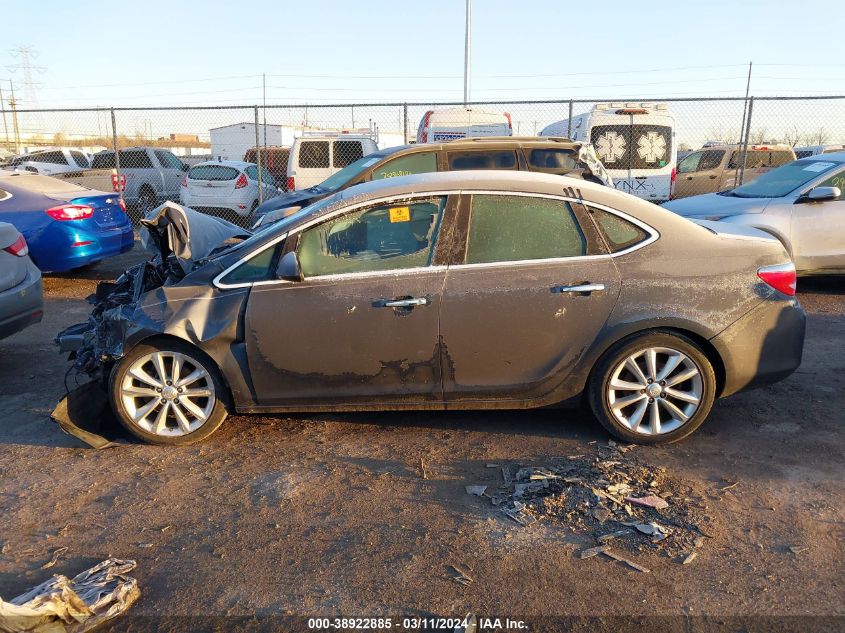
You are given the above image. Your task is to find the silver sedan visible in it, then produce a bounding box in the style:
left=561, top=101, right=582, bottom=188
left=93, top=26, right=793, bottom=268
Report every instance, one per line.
left=664, top=152, right=845, bottom=275
left=0, top=221, right=43, bottom=339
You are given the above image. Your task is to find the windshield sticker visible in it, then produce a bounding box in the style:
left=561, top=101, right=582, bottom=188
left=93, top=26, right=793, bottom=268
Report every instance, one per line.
left=803, top=162, right=835, bottom=172
left=389, top=206, right=411, bottom=223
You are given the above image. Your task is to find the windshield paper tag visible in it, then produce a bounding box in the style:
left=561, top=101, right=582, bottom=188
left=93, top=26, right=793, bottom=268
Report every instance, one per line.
left=803, top=162, right=835, bottom=172
left=389, top=206, right=411, bottom=223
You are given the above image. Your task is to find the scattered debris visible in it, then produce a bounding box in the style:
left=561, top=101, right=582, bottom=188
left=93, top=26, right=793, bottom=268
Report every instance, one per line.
left=602, top=549, right=651, bottom=573
left=682, top=551, right=698, bottom=565
left=625, top=495, right=669, bottom=510
left=0, top=558, right=139, bottom=632
left=41, top=547, right=69, bottom=570
left=719, top=481, right=740, bottom=492
left=789, top=545, right=809, bottom=555
left=420, top=458, right=428, bottom=480
left=448, top=565, right=473, bottom=586
left=469, top=443, right=714, bottom=559
left=579, top=545, right=610, bottom=559
left=465, top=485, right=487, bottom=497
left=485, top=463, right=499, bottom=468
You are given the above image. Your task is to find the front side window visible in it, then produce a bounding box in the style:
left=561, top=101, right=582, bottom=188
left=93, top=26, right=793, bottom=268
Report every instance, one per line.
left=333, top=141, right=364, bottom=168
left=817, top=168, right=845, bottom=201
left=155, top=150, right=185, bottom=170
left=589, top=207, right=649, bottom=252
left=297, top=197, right=446, bottom=278
left=299, top=141, right=330, bottom=169
left=372, top=152, right=437, bottom=180
left=448, top=150, right=517, bottom=170
left=465, top=195, right=586, bottom=265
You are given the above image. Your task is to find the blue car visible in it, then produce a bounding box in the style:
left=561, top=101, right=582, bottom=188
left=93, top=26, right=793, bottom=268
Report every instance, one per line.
left=0, top=172, right=134, bottom=272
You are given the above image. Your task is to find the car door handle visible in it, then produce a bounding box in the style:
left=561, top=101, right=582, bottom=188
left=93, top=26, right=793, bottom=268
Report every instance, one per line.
left=552, top=283, right=606, bottom=294
left=377, top=297, right=430, bottom=308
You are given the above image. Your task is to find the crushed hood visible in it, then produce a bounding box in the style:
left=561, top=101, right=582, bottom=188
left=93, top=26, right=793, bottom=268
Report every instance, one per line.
left=140, top=202, right=249, bottom=272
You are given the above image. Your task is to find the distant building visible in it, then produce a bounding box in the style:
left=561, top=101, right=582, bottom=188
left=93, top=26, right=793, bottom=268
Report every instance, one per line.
left=170, top=133, right=200, bottom=143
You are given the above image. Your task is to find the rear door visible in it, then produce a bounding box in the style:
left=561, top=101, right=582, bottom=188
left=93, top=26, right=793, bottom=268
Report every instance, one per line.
left=243, top=194, right=455, bottom=406
left=294, top=140, right=331, bottom=189
left=675, top=149, right=726, bottom=198
left=439, top=192, right=621, bottom=404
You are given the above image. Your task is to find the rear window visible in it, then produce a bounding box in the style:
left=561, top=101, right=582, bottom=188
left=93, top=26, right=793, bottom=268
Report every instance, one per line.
left=333, top=140, right=364, bottom=168
left=33, top=151, right=68, bottom=165
left=188, top=165, right=240, bottom=181
left=299, top=141, right=330, bottom=169
left=526, top=149, right=578, bottom=172
left=591, top=125, right=672, bottom=170
left=589, top=207, right=649, bottom=252
left=3, top=174, right=88, bottom=194
left=448, top=151, right=517, bottom=170
left=92, top=150, right=153, bottom=169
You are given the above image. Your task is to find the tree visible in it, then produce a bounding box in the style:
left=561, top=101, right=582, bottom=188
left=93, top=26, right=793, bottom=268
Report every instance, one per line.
left=750, top=128, right=769, bottom=144
left=805, top=127, right=830, bottom=146
left=781, top=126, right=802, bottom=147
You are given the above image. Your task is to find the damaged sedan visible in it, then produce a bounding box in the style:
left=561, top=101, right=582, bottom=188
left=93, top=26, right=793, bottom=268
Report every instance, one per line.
left=57, top=171, right=805, bottom=445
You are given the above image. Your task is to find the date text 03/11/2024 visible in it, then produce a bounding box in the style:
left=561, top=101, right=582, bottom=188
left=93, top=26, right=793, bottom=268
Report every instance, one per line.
left=306, top=616, right=527, bottom=630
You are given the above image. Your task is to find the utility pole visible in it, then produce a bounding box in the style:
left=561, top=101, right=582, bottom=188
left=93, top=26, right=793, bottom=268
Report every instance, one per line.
left=735, top=61, right=753, bottom=184
left=0, top=84, right=9, bottom=151
left=463, top=0, right=471, bottom=105
left=9, top=81, right=20, bottom=153
left=262, top=72, right=267, bottom=154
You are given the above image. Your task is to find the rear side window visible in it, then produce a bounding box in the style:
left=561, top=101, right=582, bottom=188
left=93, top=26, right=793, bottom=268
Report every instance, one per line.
left=34, top=151, right=68, bottom=165
left=372, top=152, right=437, bottom=179
left=70, top=151, right=90, bottom=168
left=188, top=165, right=239, bottom=181
left=92, top=152, right=116, bottom=169
left=465, top=195, right=586, bottom=264
left=448, top=151, right=517, bottom=170
left=333, top=141, right=364, bottom=168
left=589, top=207, right=649, bottom=253
left=526, top=149, right=577, bottom=172
left=729, top=150, right=794, bottom=169
left=299, top=141, right=330, bottom=169
left=120, top=150, right=153, bottom=169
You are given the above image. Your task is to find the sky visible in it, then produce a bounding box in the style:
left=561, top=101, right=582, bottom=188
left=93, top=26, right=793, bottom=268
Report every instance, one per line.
left=3, top=0, right=844, bottom=148
left=4, top=0, right=845, bottom=108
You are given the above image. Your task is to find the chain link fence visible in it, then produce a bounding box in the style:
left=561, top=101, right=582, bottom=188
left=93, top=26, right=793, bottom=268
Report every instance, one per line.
left=2, top=96, right=844, bottom=225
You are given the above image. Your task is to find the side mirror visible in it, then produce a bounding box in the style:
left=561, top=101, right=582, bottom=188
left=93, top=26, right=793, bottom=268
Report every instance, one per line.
left=806, top=186, right=841, bottom=201
left=276, top=251, right=303, bottom=281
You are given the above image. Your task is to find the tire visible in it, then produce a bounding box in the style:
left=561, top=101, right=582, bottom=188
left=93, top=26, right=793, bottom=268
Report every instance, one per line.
left=588, top=331, right=716, bottom=444
left=137, top=187, right=157, bottom=218
left=109, top=340, right=229, bottom=445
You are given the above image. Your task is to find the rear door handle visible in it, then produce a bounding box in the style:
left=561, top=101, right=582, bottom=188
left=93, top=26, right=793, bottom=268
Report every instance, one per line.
left=552, top=283, right=606, bottom=295
left=376, top=297, right=430, bottom=308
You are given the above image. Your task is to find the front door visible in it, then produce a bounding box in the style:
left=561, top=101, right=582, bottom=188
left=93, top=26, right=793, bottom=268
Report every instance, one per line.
left=439, top=193, right=621, bottom=404
left=244, top=195, right=453, bottom=407
left=791, top=167, right=845, bottom=271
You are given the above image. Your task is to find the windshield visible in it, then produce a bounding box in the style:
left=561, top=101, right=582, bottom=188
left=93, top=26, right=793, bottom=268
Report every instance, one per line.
left=314, top=147, right=403, bottom=192
left=728, top=159, right=840, bottom=198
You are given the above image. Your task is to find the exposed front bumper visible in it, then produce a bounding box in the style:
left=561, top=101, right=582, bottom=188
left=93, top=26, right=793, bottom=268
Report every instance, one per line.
left=32, top=221, right=135, bottom=273
left=0, top=262, right=43, bottom=339
left=711, top=297, right=806, bottom=397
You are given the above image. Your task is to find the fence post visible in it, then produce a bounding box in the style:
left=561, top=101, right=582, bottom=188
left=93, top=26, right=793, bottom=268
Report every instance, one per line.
left=567, top=99, right=573, bottom=138
left=403, top=103, right=409, bottom=144
left=254, top=105, right=263, bottom=206
left=110, top=108, right=124, bottom=213
left=738, top=97, right=754, bottom=186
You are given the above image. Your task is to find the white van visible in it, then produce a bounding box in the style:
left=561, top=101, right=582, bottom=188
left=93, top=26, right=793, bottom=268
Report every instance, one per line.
left=541, top=103, right=676, bottom=202
left=793, top=144, right=845, bottom=159
left=287, top=135, right=378, bottom=191
left=417, top=107, right=512, bottom=143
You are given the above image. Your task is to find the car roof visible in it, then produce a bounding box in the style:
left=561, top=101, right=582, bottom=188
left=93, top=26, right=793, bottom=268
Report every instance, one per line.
left=813, top=151, right=845, bottom=162
left=374, top=136, right=583, bottom=159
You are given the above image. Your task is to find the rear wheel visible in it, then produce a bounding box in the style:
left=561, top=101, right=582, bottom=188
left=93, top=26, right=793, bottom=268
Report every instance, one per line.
left=588, top=332, right=716, bottom=444
left=109, top=341, right=228, bottom=445
left=137, top=187, right=157, bottom=218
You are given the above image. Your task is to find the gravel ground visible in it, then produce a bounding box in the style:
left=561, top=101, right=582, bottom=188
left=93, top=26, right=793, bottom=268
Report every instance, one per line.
left=0, top=244, right=842, bottom=632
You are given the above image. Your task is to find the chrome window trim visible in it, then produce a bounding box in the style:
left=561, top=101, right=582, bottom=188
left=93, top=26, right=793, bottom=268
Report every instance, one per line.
left=212, top=189, right=660, bottom=290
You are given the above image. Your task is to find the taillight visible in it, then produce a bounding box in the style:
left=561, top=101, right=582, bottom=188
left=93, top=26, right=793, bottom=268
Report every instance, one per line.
left=46, top=204, right=94, bottom=221
left=235, top=173, right=248, bottom=189
left=3, top=234, right=28, bottom=257
left=181, top=175, right=187, bottom=187
left=286, top=176, right=295, bottom=191
left=118, top=198, right=127, bottom=213
left=669, top=167, right=677, bottom=199
left=504, top=112, right=512, bottom=131
left=671, top=167, right=676, bottom=183
left=757, top=263, right=796, bottom=296
left=111, top=171, right=126, bottom=192
left=420, top=110, right=433, bottom=143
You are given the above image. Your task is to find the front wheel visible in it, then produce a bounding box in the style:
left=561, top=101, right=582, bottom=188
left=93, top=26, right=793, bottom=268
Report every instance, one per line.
left=109, top=341, right=228, bottom=445
left=588, top=332, right=716, bottom=444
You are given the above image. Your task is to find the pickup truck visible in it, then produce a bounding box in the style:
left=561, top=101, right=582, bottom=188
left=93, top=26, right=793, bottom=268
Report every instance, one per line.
left=56, top=146, right=188, bottom=216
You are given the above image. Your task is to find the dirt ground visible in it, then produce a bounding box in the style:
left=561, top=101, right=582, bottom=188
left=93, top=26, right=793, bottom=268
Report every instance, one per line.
left=0, top=244, right=842, bottom=632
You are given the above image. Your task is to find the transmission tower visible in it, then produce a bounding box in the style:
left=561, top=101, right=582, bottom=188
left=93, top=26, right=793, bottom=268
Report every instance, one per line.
left=7, top=46, right=45, bottom=109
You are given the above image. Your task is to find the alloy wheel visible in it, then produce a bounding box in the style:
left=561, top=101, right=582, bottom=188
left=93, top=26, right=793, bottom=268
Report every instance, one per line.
left=120, top=351, right=216, bottom=437
left=606, top=346, right=704, bottom=435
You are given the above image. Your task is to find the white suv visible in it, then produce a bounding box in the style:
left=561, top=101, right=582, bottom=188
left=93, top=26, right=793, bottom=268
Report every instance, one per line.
left=5, top=148, right=91, bottom=175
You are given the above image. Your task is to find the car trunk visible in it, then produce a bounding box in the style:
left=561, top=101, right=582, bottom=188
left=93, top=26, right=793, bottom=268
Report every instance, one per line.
left=187, top=165, right=240, bottom=198
left=0, top=224, right=28, bottom=292
left=43, top=190, right=126, bottom=229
